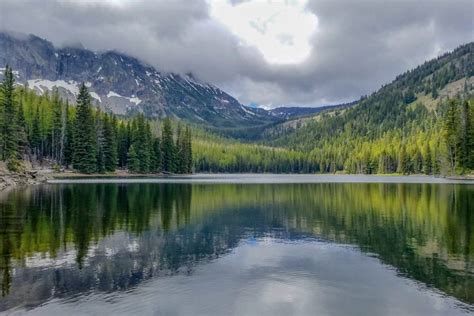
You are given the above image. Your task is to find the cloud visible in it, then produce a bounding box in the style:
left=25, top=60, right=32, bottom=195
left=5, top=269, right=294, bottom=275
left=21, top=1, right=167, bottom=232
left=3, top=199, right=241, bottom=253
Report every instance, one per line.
left=210, top=0, right=318, bottom=64
left=0, top=0, right=472, bottom=108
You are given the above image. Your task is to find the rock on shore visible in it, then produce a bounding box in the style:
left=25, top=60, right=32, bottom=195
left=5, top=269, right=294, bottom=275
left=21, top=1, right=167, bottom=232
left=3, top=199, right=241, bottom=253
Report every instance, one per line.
left=0, top=168, right=49, bottom=191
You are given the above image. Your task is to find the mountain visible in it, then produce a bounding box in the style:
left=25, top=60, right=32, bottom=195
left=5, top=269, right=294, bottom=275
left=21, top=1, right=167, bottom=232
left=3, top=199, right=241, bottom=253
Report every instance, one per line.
left=0, top=32, right=276, bottom=128
left=269, top=101, right=357, bottom=119
left=254, top=43, right=474, bottom=174
left=267, top=42, right=473, bottom=149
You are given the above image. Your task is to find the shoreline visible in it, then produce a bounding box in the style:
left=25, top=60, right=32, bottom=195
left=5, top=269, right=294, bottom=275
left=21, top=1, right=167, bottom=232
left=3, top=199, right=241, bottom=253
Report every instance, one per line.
left=49, top=170, right=474, bottom=182
left=2, top=171, right=473, bottom=191
left=47, top=173, right=474, bottom=185
left=0, top=170, right=51, bottom=191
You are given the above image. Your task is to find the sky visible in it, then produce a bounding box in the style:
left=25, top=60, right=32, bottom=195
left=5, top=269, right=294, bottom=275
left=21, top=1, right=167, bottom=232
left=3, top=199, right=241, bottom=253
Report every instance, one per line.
left=0, top=0, right=472, bottom=108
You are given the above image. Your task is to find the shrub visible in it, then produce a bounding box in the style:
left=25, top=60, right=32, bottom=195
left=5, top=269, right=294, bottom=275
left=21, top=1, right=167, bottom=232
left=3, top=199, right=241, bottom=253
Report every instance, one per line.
left=6, top=158, right=25, bottom=173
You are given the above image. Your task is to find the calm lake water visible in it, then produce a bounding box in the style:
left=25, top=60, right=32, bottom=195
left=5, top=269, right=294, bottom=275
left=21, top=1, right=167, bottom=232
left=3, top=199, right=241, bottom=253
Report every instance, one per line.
left=0, top=175, right=473, bottom=315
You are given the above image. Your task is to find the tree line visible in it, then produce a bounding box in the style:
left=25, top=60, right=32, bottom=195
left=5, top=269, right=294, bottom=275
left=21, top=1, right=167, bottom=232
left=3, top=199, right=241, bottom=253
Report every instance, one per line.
left=193, top=97, right=473, bottom=175
left=0, top=65, right=192, bottom=174
left=443, top=98, right=474, bottom=173
left=1, top=60, right=472, bottom=176
left=262, top=98, right=473, bottom=176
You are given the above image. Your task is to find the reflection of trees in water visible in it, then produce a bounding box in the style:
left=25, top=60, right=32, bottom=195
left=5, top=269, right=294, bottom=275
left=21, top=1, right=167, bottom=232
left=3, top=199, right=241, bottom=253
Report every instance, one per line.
left=0, top=182, right=473, bottom=310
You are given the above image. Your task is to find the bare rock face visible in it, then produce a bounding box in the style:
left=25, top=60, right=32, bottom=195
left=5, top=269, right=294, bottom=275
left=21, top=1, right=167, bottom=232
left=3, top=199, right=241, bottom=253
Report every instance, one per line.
left=0, top=32, right=277, bottom=129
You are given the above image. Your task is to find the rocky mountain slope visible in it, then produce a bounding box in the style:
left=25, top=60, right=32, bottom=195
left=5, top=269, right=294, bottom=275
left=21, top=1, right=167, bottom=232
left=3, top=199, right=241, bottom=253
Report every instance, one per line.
left=0, top=32, right=276, bottom=128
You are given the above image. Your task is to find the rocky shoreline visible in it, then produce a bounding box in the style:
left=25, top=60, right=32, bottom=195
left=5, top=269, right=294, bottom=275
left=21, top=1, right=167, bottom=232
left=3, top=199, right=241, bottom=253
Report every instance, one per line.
left=0, top=170, right=50, bottom=191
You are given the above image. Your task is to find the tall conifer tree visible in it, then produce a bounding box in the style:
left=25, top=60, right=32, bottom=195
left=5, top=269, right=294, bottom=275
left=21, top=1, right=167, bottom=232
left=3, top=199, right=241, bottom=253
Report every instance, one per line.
left=103, top=114, right=118, bottom=172
left=72, top=84, right=97, bottom=173
left=0, top=66, right=18, bottom=160
left=443, top=99, right=459, bottom=173
left=161, top=118, right=175, bottom=173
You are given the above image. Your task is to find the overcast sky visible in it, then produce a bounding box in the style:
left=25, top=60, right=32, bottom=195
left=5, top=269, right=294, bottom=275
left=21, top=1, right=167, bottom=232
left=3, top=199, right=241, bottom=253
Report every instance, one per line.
left=0, top=0, right=472, bottom=108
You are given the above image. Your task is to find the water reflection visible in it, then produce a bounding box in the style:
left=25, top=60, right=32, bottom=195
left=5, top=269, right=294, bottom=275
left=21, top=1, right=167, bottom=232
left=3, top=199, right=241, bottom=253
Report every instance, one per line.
left=0, top=182, right=472, bottom=312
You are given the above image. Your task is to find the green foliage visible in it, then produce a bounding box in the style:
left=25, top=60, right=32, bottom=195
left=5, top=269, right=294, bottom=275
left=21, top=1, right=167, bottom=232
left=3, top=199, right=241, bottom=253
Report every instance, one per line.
left=0, top=72, right=192, bottom=175
left=251, top=43, right=474, bottom=176
left=423, top=142, right=432, bottom=175
left=442, top=99, right=474, bottom=174
left=458, top=100, right=474, bottom=170
left=0, top=66, right=18, bottom=160
left=127, top=144, right=140, bottom=173
left=1, top=41, right=471, bottom=176
left=175, top=124, right=185, bottom=173
left=193, top=138, right=318, bottom=173
left=6, top=158, right=24, bottom=173
left=152, top=137, right=162, bottom=173
left=161, top=118, right=176, bottom=173
left=16, top=101, right=28, bottom=158
left=184, top=126, right=193, bottom=173
left=103, top=114, right=118, bottom=172
left=72, top=84, right=97, bottom=173
left=127, top=115, right=153, bottom=173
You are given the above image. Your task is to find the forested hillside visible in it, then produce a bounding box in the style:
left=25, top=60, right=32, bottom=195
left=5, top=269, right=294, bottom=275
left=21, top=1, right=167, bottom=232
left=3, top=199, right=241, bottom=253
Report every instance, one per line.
left=263, top=43, right=474, bottom=175
left=192, top=128, right=318, bottom=173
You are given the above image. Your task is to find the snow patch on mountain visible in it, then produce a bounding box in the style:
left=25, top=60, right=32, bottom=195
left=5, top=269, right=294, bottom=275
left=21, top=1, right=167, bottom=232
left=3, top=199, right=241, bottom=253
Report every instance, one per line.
left=241, top=105, right=255, bottom=115
left=0, top=67, right=20, bottom=77
left=90, top=92, right=101, bottom=102
left=107, top=91, right=121, bottom=98
left=107, top=91, right=142, bottom=105
left=27, top=79, right=80, bottom=95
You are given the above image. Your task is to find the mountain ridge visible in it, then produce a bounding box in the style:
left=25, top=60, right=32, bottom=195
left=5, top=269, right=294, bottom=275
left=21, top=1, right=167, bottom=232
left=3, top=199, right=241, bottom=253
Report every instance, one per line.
left=0, top=32, right=276, bottom=128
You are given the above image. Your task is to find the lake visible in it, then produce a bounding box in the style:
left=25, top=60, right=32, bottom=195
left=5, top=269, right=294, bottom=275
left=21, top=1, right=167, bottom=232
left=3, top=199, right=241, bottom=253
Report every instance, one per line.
left=0, top=175, right=473, bottom=315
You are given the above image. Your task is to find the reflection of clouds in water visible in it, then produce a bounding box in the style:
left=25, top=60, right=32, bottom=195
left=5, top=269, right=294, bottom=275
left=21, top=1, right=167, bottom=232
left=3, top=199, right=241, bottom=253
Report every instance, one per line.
left=1, top=182, right=472, bottom=314
left=24, top=239, right=469, bottom=316
left=22, top=232, right=141, bottom=269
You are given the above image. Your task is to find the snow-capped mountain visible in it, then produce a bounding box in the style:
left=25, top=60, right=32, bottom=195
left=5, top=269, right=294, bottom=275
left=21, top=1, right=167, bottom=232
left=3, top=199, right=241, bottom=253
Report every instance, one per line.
left=0, top=32, right=276, bottom=128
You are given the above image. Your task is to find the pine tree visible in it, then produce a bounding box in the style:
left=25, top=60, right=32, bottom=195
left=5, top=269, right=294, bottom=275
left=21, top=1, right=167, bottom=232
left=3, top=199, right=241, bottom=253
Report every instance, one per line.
left=127, top=144, right=140, bottom=173
left=30, top=105, right=42, bottom=160
left=152, top=137, right=162, bottom=172
left=117, top=122, right=129, bottom=168
left=175, top=124, right=184, bottom=173
left=51, top=89, right=62, bottom=162
left=458, top=100, right=473, bottom=171
left=95, top=110, right=105, bottom=173
left=443, top=99, right=459, bottom=173
left=184, top=126, right=193, bottom=173
left=432, top=141, right=441, bottom=175
left=413, top=149, right=423, bottom=174
left=16, top=101, right=29, bottom=159
left=140, top=119, right=152, bottom=173
left=423, top=142, right=432, bottom=175
left=63, top=101, right=73, bottom=167
left=161, top=118, right=175, bottom=173
left=397, top=145, right=410, bottom=174
left=103, top=114, right=118, bottom=172
left=0, top=66, right=18, bottom=161
left=72, top=83, right=97, bottom=173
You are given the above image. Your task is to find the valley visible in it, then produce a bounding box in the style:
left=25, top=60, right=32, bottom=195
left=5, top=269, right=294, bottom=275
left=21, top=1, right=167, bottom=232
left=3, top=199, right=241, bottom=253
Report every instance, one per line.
left=0, top=32, right=472, bottom=179
left=0, top=2, right=472, bottom=315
